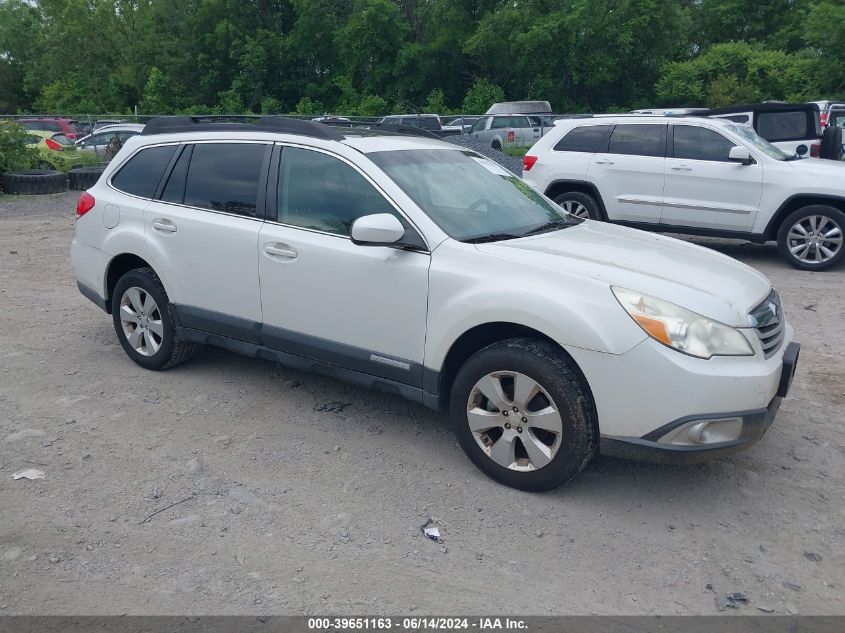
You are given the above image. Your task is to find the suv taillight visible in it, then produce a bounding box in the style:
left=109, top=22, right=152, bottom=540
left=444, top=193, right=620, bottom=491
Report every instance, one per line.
left=523, top=155, right=538, bottom=171
left=810, top=143, right=820, bottom=158
left=820, top=112, right=828, bottom=128
left=46, top=138, right=63, bottom=151
left=76, top=191, right=95, bottom=218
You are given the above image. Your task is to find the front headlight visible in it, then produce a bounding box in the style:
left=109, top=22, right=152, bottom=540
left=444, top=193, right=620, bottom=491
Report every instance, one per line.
left=612, top=287, right=754, bottom=359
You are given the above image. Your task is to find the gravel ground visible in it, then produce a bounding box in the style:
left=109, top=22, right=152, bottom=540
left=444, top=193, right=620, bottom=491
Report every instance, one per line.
left=446, top=135, right=525, bottom=173
left=0, top=191, right=843, bottom=616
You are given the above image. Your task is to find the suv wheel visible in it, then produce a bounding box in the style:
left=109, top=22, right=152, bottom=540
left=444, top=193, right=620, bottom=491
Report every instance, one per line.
left=111, top=267, right=197, bottom=370
left=553, top=191, right=601, bottom=220
left=449, top=338, right=598, bottom=491
left=776, top=205, right=845, bottom=270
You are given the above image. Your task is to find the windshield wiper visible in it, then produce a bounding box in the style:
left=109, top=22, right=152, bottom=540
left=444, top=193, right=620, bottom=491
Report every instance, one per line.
left=522, top=219, right=574, bottom=236
left=462, top=232, right=524, bottom=244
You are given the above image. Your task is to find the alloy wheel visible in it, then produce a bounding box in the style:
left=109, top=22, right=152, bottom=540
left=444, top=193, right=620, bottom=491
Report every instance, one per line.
left=119, top=286, right=163, bottom=356
left=558, top=199, right=590, bottom=219
left=787, top=215, right=843, bottom=265
left=466, top=371, right=563, bottom=472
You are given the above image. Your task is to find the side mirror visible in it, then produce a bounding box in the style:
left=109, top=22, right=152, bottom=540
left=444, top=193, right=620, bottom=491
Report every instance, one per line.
left=728, top=146, right=754, bottom=165
left=351, top=213, right=406, bottom=246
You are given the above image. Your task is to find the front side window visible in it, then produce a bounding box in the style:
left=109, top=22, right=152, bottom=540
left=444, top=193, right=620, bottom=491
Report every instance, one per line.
left=608, top=124, right=666, bottom=157
left=672, top=125, right=736, bottom=162
left=470, top=117, right=489, bottom=133
left=111, top=145, right=177, bottom=199
left=277, top=147, right=399, bottom=236
left=554, top=125, right=612, bottom=153
left=183, top=143, right=266, bottom=217
left=369, top=148, right=576, bottom=242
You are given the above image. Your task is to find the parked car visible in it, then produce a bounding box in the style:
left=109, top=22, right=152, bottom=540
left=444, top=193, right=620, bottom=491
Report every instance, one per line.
left=808, top=100, right=845, bottom=128
left=468, top=114, right=545, bottom=150
left=438, top=116, right=479, bottom=136
left=72, top=115, right=799, bottom=491
left=703, top=103, right=824, bottom=159
left=25, top=130, right=96, bottom=171
left=93, top=119, right=127, bottom=132
left=76, top=124, right=145, bottom=161
left=522, top=115, right=845, bottom=270
left=17, top=117, right=81, bottom=141
left=379, top=114, right=442, bottom=135
left=311, top=116, right=354, bottom=128
left=486, top=101, right=552, bottom=115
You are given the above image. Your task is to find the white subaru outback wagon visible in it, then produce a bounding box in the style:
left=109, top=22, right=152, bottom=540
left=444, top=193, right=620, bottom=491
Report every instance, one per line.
left=72, top=117, right=800, bottom=491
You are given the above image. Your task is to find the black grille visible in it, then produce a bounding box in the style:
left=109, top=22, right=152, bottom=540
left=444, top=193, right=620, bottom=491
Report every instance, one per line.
left=749, top=290, right=784, bottom=358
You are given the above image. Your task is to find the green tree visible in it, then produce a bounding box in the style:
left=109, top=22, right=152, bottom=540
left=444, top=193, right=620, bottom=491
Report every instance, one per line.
left=461, top=79, right=504, bottom=114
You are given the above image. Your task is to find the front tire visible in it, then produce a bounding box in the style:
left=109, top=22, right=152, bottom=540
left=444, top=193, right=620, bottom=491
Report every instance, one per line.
left=111, top=267, right=197, bottom=370
left=553, top=191, right=601, bottom=220
left=449, top=338, right=598, bottom=491
left=776, top=206, right=845, bottom=270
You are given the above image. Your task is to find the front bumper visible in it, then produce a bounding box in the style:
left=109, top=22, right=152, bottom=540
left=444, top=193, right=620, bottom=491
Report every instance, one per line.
left=600, top=342, right=800, bottom=464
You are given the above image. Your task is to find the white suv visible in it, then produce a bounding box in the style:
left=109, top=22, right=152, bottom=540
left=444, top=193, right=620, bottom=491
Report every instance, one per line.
left=522, top=115, right=845, bottom=270
left=72, top=116, right=800, bottom=491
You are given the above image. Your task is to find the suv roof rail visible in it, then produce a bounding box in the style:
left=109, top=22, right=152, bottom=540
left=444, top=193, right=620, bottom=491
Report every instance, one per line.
left=141, top=115, right=341, bottom=140
left=366, top=123, right=442, bottom=140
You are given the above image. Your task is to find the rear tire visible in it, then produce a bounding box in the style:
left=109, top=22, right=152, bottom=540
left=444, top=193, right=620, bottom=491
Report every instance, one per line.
left=776, top=205, right=845, bottom=270
left=111, top=267, right=197, bottom=370
left=449, top=338, right=598, bottom=491
left=553, top=191, right=602, bottom=220
left=0, top=169, right=66, bottom=195
left=820, top=126, right=843, bottom=161
left=491, top=140, right=502, bottom=151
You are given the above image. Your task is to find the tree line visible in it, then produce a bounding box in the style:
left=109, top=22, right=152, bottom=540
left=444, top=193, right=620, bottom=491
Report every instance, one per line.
left=1, top=0, right=843, bottom=117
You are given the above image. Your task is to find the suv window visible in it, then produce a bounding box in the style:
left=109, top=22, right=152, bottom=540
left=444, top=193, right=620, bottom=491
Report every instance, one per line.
left=757, top=111, right=808, bottom=141
left=183, top=143, right=266, bottom=217
left=607, top=124, right=666, bottom=157
left=469, top=117, right=489, bottom=133
left=277, top=147, right=398, bottom=236
left=554, top=125, right=612, bottom=152
left=672, top=125, right=736, bottom=162
left=160, top=145, right=192, bottom=204
left=111, top=145, right=177, bottom=199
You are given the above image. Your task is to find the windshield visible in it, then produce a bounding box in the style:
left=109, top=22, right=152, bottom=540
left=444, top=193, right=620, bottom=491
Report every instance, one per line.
left=727, top=124, right=790, bottom=160
left=369, top=149, right=577, bottom=242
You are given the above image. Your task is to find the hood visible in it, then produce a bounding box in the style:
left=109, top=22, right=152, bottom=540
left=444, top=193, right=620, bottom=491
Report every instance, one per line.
left=475, top=221, right=772, bottom=327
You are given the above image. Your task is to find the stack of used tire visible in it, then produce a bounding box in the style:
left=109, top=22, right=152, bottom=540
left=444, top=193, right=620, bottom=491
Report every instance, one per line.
left=0, top=165, right=105, bottom=195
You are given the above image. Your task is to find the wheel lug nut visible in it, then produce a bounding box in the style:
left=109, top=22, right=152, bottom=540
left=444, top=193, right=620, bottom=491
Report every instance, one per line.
left=502, top=411, right=508, bottom=417
left=517, top=427, right=523, bottom=433
left=504, top=423, right=511, bottom=429
left=521, top=417, right=528, bottom=423
left=512, top=406, right=519, bottom=412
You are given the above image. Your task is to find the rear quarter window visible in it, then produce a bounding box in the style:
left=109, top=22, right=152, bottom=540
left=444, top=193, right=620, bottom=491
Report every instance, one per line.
left=756, top=111, right=810, bottom=142
left=554, top=126, right=612, bottom=152
left=111, top=145, right=178, bottom=199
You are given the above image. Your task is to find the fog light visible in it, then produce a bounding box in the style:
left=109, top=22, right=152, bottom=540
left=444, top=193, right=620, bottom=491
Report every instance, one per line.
left=659, top=417, right=743, bottom=446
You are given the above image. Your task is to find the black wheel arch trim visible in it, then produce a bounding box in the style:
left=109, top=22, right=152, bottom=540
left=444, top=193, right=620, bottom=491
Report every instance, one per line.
left=764, top=193, right=845, bottom=239
left=543, top=179, right=607, bottom=219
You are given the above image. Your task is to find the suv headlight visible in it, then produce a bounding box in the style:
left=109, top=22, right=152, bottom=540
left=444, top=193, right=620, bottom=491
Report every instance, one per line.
left=612, top=287, right=754, bottom=359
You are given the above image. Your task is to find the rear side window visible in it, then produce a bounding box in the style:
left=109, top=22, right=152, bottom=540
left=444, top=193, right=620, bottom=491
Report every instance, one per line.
left=554, top=126, right=611, bottom=152
left=111, top=145, right=177, bottom=199
left=757, top=111, right=808, bottom=141
left=160, top=145, right=192, bottom=204
left=607, top=124, right=666, bottom=157
left=672, top=126, right=736, bottom=162
left=183, top=143, right=266, bottom=217
left=51, top=134, right=73, bottom=146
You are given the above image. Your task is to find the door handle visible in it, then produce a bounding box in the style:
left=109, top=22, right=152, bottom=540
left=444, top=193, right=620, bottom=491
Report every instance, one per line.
left=594, top=158, right=614, bottom=165
left=264, top=243, right=297, bottom=259
left=151, top=219, right=177, bottom=233
left=671, top=165, right=692, bottom=171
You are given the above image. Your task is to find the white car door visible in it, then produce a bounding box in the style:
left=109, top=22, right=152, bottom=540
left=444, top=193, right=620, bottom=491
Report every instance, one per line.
left=662, top=124, right=762, bottom=232
left=587, top=123, right=667, bottom=223
left=258, top=144, right=430, bottom=389
left=143, top=142, right=267, bottom=329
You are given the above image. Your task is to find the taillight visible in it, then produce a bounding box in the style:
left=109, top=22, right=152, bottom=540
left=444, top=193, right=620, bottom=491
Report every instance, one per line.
left=46, top=138, right=63, bottom=151
left=820, top=112, right=828, bottom=128
left=507, top=130, right=515, bottom=143
left=523, top=155, right=538, bottom=171
left=810, top=143, right=820, bottom=158
left=76, top=191, right=95, bottom=218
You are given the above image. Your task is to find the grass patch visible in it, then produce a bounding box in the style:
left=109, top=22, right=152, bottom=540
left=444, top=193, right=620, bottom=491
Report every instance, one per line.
left=503, top=145, right=531, bottom=158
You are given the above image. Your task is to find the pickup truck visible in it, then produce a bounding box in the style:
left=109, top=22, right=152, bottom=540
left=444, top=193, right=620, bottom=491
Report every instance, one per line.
left=468, top=115, right=547, bottom=150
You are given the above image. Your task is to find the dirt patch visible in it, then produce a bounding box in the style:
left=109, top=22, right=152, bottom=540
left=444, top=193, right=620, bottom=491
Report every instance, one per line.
left=0, top=192, right=843, bottom=615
